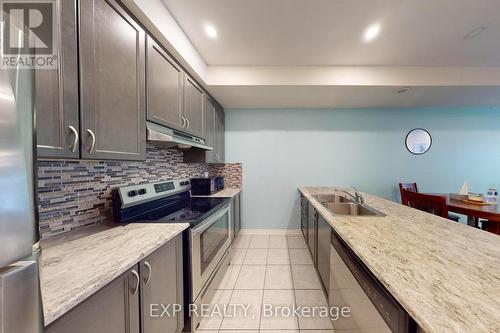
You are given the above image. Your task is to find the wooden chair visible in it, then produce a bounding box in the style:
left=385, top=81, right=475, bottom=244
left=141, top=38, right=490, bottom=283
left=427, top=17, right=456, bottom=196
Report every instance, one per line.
left=399, top=182, right=418, bottom=193
left=399, top=182, right=461, bottom=222
left=399, top=183, right=418, bottom=207
left=401, top=189, right=452, bottom=219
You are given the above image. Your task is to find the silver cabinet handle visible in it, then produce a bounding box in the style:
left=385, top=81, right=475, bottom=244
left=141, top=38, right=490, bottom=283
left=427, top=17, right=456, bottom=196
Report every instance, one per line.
left=68, top=125, right=79, bottom=153
left=131, top=269, right=140, bottom=294
left=181, top=116, right=185, bottom=128
left=86, top=129, right=96, bottom=153
left=186, top=118, right=190, bottom=128
left=144, top=261, right=152, bottom=285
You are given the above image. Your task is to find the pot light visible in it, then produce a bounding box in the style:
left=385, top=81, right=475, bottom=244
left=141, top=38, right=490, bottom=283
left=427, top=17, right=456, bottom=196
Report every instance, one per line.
left=204, top=24, right=217, bottom=39
left=363, top=23, right=380, bottom=43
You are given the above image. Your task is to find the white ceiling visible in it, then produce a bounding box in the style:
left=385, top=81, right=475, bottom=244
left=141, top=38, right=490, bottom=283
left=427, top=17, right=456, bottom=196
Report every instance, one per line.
left=163, top=0, right=500, bottom=66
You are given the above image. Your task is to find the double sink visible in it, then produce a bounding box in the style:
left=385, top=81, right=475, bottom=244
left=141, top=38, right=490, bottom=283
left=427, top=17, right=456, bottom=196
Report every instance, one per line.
left=313, top=193, right=386, bottom=217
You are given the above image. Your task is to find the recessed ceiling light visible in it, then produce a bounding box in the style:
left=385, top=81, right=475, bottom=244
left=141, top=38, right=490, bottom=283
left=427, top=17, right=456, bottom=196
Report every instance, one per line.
left=464, top=26, right=487, bottom=40
left=204, top=24, right=217, bottom=39
left=363, top=23, right=381, bottom=43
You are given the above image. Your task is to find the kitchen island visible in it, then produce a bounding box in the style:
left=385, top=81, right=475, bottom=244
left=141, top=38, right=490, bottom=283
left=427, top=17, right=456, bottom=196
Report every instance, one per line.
left=299, top=187, right=500, bottom=333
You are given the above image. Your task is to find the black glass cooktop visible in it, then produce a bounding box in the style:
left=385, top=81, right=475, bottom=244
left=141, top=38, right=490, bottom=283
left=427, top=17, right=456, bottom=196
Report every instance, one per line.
left=113, top=191, right=229, bottom=228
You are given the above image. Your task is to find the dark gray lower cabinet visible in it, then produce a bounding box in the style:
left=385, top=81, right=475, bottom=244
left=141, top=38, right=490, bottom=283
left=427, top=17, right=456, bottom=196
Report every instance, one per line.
left=231, top=193, right=241, bottom=241
left=140, top=235, right=184, bottom=333
left=36, top=0, right=79, bottom=159
left=45, top=266, right=140, bottom=333
left=317, top=214, right=331, bottom=294
left=307, top=205, right=317, bottom=264
left=79, top=0, right=146, bottom=161
left=300, top=194, right=308, bottom=242
left=45, top=236, right=184, bottom=333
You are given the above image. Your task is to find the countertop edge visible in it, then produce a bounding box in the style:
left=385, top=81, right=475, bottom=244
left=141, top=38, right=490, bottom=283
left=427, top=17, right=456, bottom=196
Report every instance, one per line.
left=42, top=223, right=189, bottom=327
left=191, top=187, right=242, bottom=198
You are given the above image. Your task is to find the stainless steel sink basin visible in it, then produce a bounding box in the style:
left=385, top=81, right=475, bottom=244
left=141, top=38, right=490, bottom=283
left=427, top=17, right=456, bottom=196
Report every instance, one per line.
left=313, top=194, right=352, bottom=204
left=321, top=202, right=386, bottom=217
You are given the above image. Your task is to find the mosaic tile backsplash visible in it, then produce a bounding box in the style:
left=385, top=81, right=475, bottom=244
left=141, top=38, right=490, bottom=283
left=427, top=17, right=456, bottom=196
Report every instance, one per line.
left=209, top=163, right=243, bottom=188
left=37, top=144, right=242, bottom=239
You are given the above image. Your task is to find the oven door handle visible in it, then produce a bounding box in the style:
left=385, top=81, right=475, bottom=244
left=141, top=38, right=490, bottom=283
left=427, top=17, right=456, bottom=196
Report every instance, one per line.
left=191, top=204, right=229, bottom=237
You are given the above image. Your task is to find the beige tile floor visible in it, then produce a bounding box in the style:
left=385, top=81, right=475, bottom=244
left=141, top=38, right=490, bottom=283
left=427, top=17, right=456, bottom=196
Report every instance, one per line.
left=196, top=233, right=334, bottom=333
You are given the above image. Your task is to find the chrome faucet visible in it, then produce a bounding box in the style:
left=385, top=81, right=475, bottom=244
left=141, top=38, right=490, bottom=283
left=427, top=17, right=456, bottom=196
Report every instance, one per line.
left=337, top=187, right=365, bottom=205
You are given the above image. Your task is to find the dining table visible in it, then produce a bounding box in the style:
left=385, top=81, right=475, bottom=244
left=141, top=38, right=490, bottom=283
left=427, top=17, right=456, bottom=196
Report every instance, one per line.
left=446, top=196, right=500, bottom=235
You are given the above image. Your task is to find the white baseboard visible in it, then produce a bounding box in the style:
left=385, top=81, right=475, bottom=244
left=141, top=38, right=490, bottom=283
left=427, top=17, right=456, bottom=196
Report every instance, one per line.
left=238, top=228, right=302, bottom=235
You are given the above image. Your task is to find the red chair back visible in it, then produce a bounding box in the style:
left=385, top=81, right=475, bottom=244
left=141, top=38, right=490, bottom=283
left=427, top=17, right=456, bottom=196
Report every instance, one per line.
left=401, top=189, right=449, bottom=219
left=399, top=182, right=418, bottom=192
left=399, top=182, right=418, bottom=206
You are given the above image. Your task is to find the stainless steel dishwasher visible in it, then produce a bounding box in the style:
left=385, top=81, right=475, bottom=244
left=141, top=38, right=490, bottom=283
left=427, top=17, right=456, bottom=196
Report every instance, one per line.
left=329, top=229, right=415, bottom=333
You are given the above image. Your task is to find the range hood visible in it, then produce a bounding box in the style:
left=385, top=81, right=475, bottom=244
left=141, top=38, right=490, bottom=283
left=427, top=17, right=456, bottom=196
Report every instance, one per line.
left=146, top=121, right=213, bottom=151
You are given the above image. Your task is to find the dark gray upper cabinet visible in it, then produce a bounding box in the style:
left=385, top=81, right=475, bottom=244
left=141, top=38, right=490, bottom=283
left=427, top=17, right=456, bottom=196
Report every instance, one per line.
left=183, top=75, right=205, bottom=138
left=146, top=36, right=183, bottom=131
left=36, top=0, right=79, bottom=159
left=79, top=0, right=146, bottom=161
left=214, top=106, right=225, bottom=163
left=140, top=234, right=184, bottom=333
left=45, top=266, right=140, bottom=333
left=204, top=96, right=216, bottom=162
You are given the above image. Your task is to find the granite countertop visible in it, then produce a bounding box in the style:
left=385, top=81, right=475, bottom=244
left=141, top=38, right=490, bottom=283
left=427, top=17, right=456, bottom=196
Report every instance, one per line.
left=191, top=187, right=242, bottom=198
left=299, top=187, right=500, bottom=333
left=40, top=223, right=189, bottom=327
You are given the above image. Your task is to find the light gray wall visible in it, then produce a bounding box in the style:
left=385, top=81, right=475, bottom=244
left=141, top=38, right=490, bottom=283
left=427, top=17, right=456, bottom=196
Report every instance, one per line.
left=225, top=108, right=500, bottom=229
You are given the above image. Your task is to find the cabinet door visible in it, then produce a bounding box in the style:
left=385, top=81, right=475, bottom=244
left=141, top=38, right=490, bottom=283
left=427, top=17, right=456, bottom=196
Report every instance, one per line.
left=300, top=195, right=308, bottom=242
left=183, top=76, right=204, bottom=138
left=146, top=36, right=183, bottom=131
left=204, top=96, right=216, bottom=162
left=220, top=109, right=225, bottom=161
left=214, top=107, right=225, bottom=163
left=307, top=205, right=317, bottom=264
left=80, top=0, right=145, bottom=161
left=36, top=0, right=79, bottom=159
left=45, top=266, right=140, bottom=333
left=141, top=235, right=184, bottom=333
left=317, top=215, right=331, bottom=293
left=234, top=193, right=241, bottom=238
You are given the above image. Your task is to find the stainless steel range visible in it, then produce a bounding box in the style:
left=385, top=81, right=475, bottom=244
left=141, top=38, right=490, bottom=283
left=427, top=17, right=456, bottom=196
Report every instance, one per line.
left=113, top=179, right=232, bottom=332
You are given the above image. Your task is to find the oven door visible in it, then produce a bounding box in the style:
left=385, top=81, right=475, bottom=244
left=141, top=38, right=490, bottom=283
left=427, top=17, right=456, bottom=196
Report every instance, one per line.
left=190, top=204, right=231, bottom=301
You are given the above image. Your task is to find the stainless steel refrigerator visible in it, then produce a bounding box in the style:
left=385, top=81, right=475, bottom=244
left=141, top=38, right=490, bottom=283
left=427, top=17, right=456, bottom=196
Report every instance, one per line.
left=0, top=31, right=43, bottom=333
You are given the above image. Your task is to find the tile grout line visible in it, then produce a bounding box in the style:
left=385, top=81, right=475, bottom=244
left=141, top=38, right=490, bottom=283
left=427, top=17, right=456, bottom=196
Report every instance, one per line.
left=288, top=236, right=302, bottom=332
left=257, top=236, right=270, bottom=331
left=218, top=235, right=251, bottom=331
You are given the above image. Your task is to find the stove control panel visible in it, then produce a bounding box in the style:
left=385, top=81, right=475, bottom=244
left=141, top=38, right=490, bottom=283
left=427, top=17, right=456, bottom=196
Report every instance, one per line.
left=117, top=178, right=191, bottom=208
left=154, top=182, right=175, bottom=193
